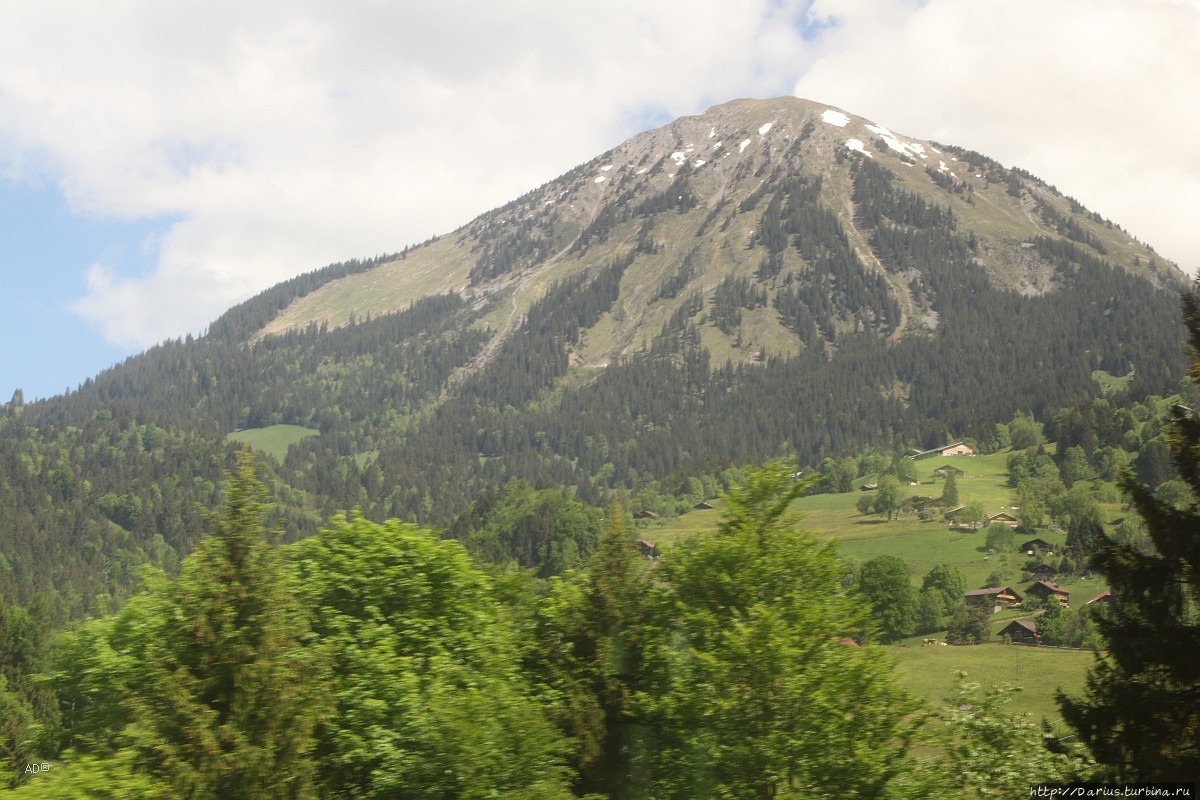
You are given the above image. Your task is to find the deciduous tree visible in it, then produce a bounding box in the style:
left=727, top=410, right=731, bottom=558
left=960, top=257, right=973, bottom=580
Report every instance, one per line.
left=639, top=462, right=922, bottom=798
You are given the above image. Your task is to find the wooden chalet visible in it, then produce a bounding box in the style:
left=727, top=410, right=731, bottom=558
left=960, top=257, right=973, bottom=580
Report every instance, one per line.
left=1027, top=563, right=1058, bottom=580
left=1026, top=580, right=1070, bottom=607
left=999, top=619, right=1039, bottom=644
left=1020, top=538, right=1056, bottom=554
left=964, top=585, right=1023, bottom=613
left=987, top=511, right=1020, bottom=528
left=634, top=539, right=659, bottom=558
left=632, top=510, right=660, bottom=520
left=934, top=464, right=966, bottom=478
left=1085, top=590, right=1112, bottom=606
left=693, top=501, right=714, bottom=510
left=908, top=441, right=975, bottom=459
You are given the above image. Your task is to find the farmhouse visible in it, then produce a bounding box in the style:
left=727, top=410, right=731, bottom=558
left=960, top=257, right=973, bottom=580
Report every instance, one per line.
left=634, top=539, right=659, bottom=558
left=1028, top=563, right=1058, bottom=580
left=632, top=510, right=659, bottom=520
left=999, top=619, right=1039, bottom=644
left=1085, top=590, right=1112, bottom=606
left=964, top=585, right=1023, bottom=613
left=1026, top=580, right=1070, bottom=607
left=1019, top=538, right=1056, bottom=554
left=933, top=464, right=965, bottom=478
left=987, top=512, right=1020, bottom=528
left=908, top=441, right=975, bottom=459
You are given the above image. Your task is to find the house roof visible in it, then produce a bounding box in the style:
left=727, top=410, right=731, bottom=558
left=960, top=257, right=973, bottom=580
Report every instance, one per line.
left=964, top=586, right=1021, bottom=598
left=988, top=512, right=1019, bottom=521
left=1001, top=619, right=1038, bottom=635
left=1028, top=580, right=1069, bottom=595
left=1020, top=538, right=1054, bottom=550
left=1086, top=590, right=1112, bottom=605
left=907, top=441, right=972, bottom=459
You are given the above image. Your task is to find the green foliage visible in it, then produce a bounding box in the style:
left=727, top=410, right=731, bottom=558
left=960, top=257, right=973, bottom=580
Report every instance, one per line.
left=858, top=475, right=905, bottom=521
left=1037, top=603, right=1101, bottom=649
left=47, top=453, right=329, bottom=799
left=529, top=501, right=651, bottom=797
left=939, top=676, right=1095, bottom=796
left=983, top=525, right=1013, bottom=553
left=858, top=555, right=918, bottom=642
left=1059, top=289, right=1200, bottom=782
left=915, top=589, right=949, bottom=635
left=292, top=514, right=573, bottom=800
left=1007, top=411, right=1044, bottom=450
left=2, top=747, right=169, bottom=799
left=940, top=471, right=960, bottom=507
left=922, top=564, right=967, bottom=610
left=946, top=605, right=992, bottom=645
left=448, top=480, right=603, bottom=578
left=638, top=462, right=922, bottom=798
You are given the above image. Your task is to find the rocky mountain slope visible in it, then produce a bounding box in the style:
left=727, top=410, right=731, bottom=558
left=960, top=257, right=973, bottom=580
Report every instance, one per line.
left=256, top=96, right=1181, bottom=366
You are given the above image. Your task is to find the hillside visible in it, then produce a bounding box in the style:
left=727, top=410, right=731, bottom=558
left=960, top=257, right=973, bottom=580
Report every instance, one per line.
left=1, top=96, right=1191, bottom=612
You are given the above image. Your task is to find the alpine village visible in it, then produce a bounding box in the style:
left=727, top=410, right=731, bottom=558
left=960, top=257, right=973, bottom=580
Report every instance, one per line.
left=2, top=97, right=1198, bottom=798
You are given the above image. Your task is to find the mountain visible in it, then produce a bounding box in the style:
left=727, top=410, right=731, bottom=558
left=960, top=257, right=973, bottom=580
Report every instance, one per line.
left=0, top=97, right=1190, bottom=612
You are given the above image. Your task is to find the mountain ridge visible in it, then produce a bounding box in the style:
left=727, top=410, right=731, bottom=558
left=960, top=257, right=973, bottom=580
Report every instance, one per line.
left=251, top=96, right=1181, bottom=375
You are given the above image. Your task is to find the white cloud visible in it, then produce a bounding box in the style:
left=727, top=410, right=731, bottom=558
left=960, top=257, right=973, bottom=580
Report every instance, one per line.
left=1, top=1, right=815, bottom=346
left=794, top=0, right=1200, bottom=272
left=1, top=1, right=1197, bottom=351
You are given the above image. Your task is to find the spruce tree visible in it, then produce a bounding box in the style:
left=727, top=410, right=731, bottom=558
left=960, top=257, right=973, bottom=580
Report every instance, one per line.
left=1059, top=290, right=1200, bottom=783
left=125, top=451, right=328, bottom=799
left=940, top=471, right=960, bottom=507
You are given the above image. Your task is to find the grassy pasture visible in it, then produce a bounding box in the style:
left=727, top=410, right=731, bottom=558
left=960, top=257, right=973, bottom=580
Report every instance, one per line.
left=889, top=640, right=1095, bottom=727
left=633, top=448, right=1108, bottom=727
left=227, top=424, right=319, bottom=463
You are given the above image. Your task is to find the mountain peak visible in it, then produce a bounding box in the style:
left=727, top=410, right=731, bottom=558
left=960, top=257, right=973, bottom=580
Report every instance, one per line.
left=256, top=95, right=1182, bottom=369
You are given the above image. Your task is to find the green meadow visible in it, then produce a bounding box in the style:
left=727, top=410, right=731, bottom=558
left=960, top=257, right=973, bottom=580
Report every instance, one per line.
left=890, top=640, right=1095, bottom=732
left=633, top=448, right=1110, bottom=726
left=227, top=424, right=319, bottom=462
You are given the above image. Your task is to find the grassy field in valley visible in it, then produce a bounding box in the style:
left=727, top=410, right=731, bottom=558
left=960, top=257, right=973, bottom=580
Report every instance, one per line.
left=227, top=424, right=319, bottom=462
left=631, top=447, right=1110, bottom=727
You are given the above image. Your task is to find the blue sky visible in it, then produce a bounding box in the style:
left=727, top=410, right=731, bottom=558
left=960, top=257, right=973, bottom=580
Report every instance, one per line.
left=2, top=0, right=1197, bottom=402
left=0, top=184, right=169, bottom=399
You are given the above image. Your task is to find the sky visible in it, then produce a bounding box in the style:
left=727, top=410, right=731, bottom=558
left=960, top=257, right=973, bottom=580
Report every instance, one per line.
left=1, top=0, right=1197, bottom=402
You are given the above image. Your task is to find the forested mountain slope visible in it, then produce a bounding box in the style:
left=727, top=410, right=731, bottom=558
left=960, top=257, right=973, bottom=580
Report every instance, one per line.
left=1, top=97, right=1189, bottom=612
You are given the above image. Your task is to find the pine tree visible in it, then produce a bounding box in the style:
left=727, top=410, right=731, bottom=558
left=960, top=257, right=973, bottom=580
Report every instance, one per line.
left=940, top=471, right=960, bottom=507
left=124, top=451, right=328, bottom=798
left=1058, top=289, right=1200, bottom=783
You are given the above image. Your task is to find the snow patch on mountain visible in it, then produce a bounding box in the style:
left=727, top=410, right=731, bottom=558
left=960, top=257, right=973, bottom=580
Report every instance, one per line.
left=846, top=139, right=873, bottom=158
left=759, top=122, right=773, bottom=135
left=821, top=109, right=850, bottom=127
left=864, top=123, right=924, bottom=159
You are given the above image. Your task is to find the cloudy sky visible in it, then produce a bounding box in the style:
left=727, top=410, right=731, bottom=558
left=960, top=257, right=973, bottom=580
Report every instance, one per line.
left=2, top=0, right=1197, bottom=401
